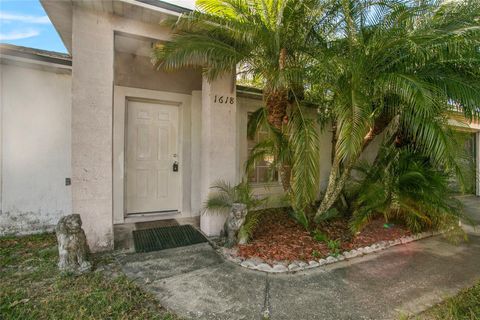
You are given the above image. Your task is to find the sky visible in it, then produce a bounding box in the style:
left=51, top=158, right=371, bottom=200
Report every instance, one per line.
left=0, top=0, right=195, bottom=53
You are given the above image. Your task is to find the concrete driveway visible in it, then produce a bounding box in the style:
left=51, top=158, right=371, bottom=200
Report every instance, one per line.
left=119, top=196, right=480, bottom=320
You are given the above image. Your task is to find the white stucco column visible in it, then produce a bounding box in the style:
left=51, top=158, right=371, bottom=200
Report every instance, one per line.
left=200, top=74, right=238, bottom=235
left=71, top=7, right=114, bottom=251
left=190, top=91, right=203, bottom=216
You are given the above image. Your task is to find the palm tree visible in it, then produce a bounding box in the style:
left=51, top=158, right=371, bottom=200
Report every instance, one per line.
left=154, top=0, right=480, bottom=224
left=312, top=0, right=480, bottom=220
left=153, top=0, right=325, bottom=212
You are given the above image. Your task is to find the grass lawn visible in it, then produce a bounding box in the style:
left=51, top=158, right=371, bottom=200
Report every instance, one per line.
left=2, top=233, right=478, bottom=320
left=405, top=282, right=480, bottom=320
left=0, top=233, right=177, bottom=320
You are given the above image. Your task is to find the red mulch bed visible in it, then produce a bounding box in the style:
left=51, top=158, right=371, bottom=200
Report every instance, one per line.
left=237, top=209, right=411, bottom=263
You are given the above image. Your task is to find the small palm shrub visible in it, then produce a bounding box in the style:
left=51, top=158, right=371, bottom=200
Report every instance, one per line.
left=204, top=180, right=266, bottom=243
left=237, top=210, right=263, bottom=245
left=327, top=239, right=341, bottom=257
left=349, top=147, right=468, bottom=238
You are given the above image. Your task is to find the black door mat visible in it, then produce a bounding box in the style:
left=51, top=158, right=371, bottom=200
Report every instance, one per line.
left=133, top=224, right=208, bottom=253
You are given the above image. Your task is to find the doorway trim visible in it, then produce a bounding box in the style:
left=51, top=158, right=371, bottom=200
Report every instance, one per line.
left=113, top=86, right=191, bottom=224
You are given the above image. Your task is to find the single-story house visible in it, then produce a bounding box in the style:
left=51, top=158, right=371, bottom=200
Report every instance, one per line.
left=0, top=0, right=479, bottom=252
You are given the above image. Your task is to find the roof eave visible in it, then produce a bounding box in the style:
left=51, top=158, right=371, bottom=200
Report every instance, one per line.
left=40, top=0, right=191, bottom=55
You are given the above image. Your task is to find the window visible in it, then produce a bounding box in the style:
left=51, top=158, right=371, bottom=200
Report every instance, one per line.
left=247, top=114, right=279, bottom=184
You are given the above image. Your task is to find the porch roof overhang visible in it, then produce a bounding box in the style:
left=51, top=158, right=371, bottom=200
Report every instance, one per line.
left=40, top=0, right=191, bottom=54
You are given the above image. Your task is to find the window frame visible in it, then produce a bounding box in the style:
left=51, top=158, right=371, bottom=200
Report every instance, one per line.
left=246, top=112, right=281, bottom=186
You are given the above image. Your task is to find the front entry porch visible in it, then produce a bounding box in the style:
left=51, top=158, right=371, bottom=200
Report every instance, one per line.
left=68, top=16, right=239, bottom=251
left=110, top=31, right=240, bottom=250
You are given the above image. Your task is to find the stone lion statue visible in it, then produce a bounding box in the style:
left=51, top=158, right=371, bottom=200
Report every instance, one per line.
left=222, top=203, right=248, bottom=248
left=56, top=214, right=92, bottom=273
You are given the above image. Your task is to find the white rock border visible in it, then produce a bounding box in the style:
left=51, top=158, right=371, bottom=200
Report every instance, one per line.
left=217, top=231, right=439, bottom=273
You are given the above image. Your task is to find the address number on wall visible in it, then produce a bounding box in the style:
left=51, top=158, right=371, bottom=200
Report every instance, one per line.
left=214, top=95, right=235, bottom=104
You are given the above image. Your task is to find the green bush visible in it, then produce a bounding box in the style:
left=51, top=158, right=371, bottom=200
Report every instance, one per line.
left=327, top=239, right=341, bottom=257
left=349, top=147, right=468, bottom=237
left=204, top=180, right=265, bottom=214
left=312, top=230, right=328, bottom=243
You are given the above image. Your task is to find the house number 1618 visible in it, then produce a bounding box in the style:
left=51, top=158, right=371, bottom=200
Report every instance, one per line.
left=214, top=95, right=235, bottom=104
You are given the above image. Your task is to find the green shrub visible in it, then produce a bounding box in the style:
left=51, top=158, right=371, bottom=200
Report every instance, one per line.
left=327, top=239, right=341, bottom=256
left=204, top=180, right=265, bottom=214
left=237, top=210, right=264, bottom=243
left=349, top=147, right=468, bottom=238
left=312, top=230, right=328, bottom=243
left=289, top=208, right=309, bottom=230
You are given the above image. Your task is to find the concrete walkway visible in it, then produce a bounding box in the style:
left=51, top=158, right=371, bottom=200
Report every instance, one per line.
left=120, top=196, right=480, bottom=320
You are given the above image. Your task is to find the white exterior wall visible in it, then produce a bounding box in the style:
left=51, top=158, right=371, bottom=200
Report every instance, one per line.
left=200, top=74, right=239, bottom=235
left=114, top=52, right=202, bottom=94
left=190, top=91, right=203, bottom=215
left=0, top=63, right=72, bottom=235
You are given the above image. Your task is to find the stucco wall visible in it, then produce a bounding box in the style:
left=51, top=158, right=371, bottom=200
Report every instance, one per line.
left=200, top=74, right=239, bottom=235
left=0, top=63, right=72, bottom=235
left=71, top=7, right=116, bottom=251
left=114, top=51, right=202, bottom=94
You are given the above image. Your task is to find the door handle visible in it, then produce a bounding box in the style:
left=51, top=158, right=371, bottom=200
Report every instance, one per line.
left=173, top=161, right=179, bottom=172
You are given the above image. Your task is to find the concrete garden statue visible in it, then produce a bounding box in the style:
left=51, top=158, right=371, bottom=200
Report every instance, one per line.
left=56, top=214, right=92, bottom=273
left=204, top=180, right=265, bottom=247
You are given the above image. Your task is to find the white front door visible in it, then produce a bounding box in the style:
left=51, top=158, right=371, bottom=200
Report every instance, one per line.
left=125, top=100, right=180, bottom=214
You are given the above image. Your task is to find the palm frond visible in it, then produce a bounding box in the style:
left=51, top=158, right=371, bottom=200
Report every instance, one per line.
left=203, top=180, right=266, bottom=215
left=288, top=106, right=320, bottom=210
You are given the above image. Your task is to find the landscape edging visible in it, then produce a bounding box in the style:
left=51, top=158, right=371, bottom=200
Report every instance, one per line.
left=217, top=231, right=439, bottom=273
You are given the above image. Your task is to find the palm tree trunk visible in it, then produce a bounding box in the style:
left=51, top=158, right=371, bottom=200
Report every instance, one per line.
left=279, top=165, right=291, bottom=191
left=315, top=117, right=394, bottom=220
left=316, top=162, right=355, bottom=219
left=265, top=89, right=290, bottom=191
left=265, top=90, right=288, bottom=130
left=315, top=153, right=355, bottom=220
left=330, top=120, right=337, bottom=165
